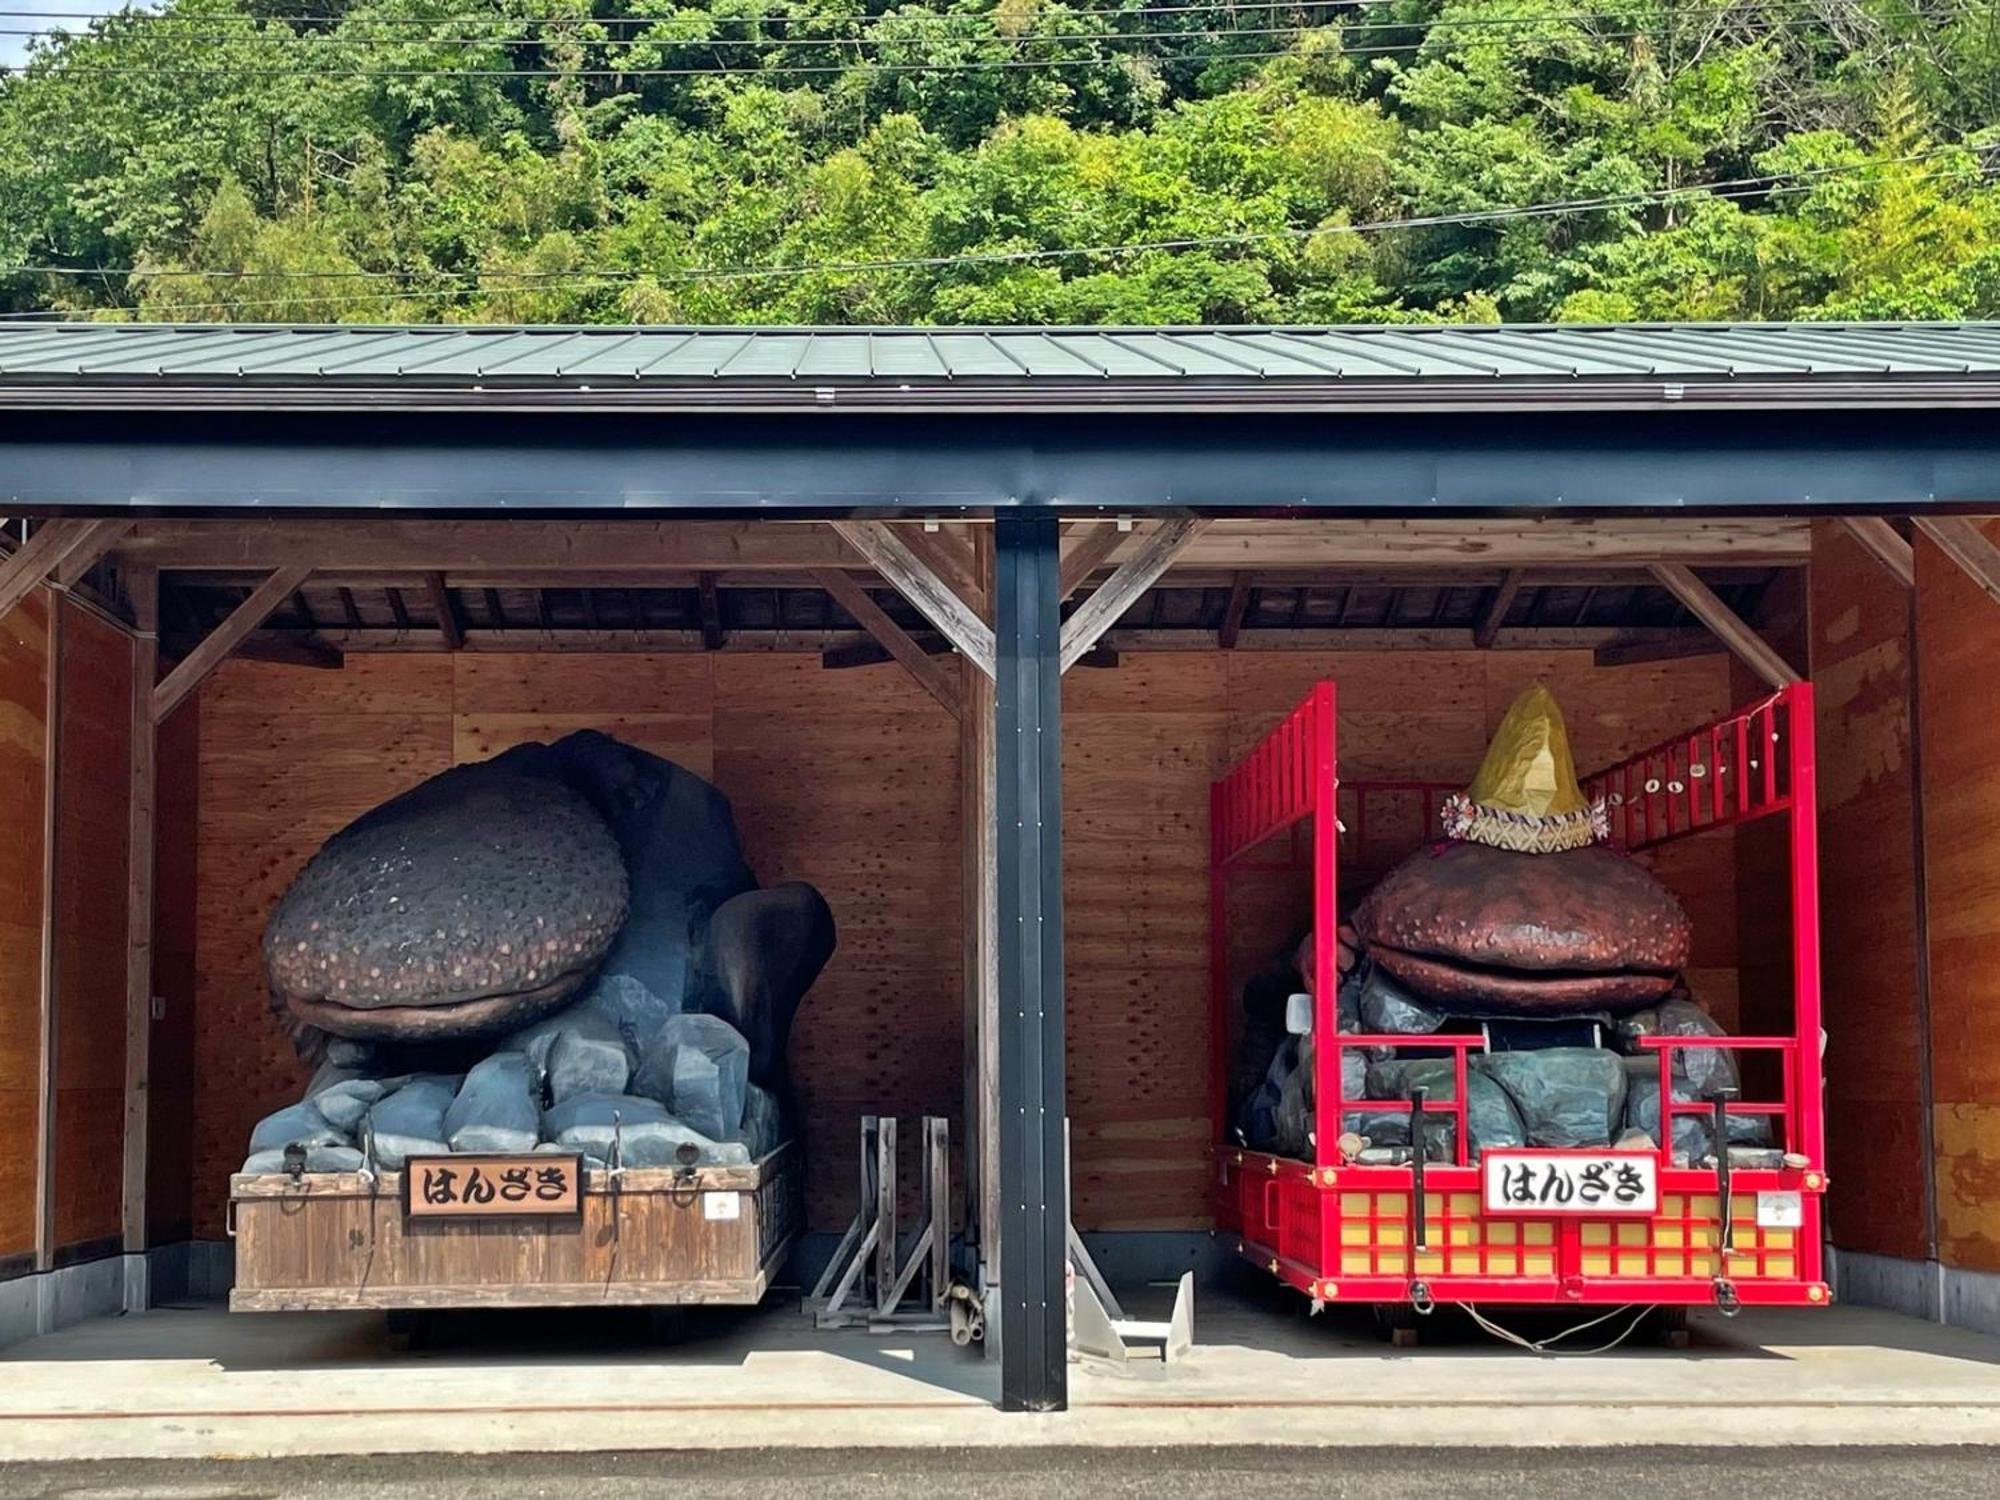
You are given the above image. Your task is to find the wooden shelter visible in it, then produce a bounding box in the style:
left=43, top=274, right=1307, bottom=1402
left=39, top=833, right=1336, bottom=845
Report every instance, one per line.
left=4, top=321, right=2000, bottom=1407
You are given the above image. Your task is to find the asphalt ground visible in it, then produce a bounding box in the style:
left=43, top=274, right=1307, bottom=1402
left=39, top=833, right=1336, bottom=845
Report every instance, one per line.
left=0, top=1447, right=1996, bottom=1499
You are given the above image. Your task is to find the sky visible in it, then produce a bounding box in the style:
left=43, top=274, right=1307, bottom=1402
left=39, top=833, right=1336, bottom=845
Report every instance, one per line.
left=1, top=2, right=144, bottom=69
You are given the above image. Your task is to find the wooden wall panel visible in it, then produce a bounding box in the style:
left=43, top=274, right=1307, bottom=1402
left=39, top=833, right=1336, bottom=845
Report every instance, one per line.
left=1808, top=520, right=1929, bottom=1261
left=1064, top=649, right=1738, bottom=1229
left=187, top=644, right=1735, bottom=1240
left=1915, top=521, right=2000, bottom=1274
left=191, top=657, right=454, bottom=1240
left=0, top=592, right=48, bottom=1268
left=50, top=601, right=131, bottom=1256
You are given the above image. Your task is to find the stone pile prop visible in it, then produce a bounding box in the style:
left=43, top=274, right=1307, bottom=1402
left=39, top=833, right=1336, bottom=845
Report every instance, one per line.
left=1232, top=685, right=1772, bottom=1168
left=243, top=733, right=835, bottom=1174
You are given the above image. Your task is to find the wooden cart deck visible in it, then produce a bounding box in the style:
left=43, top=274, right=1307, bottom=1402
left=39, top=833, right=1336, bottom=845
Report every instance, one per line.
left=228, top=1142, right=799, bottom=1311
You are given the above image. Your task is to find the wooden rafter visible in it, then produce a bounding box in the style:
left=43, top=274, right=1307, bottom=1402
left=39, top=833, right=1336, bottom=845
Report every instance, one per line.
left=1914, top=516, right=2000, bottom=607
left=829, top=520, right=996, bottom=679
left=697, top=572, right=724, bottom=651
left=1059, top=517, right=1210, bottom=673
left=153, top=565, right=314, bottom=719
left=1218, top=572, right=1252, bottom=650
left=1473, top=569, right=1524, bottom=649
left=1649, top=562, right=1801, bottom=688
left=424, top=571, right=464, bottom=650
left=0, top=518, right=129, bottom=617
left=811, top=567, right=961, bottom=717
left=1840, top=516, right=1916, bottom=589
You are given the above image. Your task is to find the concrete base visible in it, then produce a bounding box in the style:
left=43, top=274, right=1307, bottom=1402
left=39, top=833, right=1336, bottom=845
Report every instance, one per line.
left=1829, top=1246, right=2000, bottom=1336
left=4, top=1283, right=2000, bottom=1459
left=0, top=1243, right=238, bottom=1354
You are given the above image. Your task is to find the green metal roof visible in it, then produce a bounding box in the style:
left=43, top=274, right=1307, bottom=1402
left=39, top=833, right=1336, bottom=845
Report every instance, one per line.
left=2, top=321, right=1999, bottom=411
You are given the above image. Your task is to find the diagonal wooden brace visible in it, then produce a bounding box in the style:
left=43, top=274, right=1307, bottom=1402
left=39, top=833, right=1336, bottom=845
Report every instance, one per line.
left=0, top=519, right=130, bottom=618
left=1649, top=561, right=1801, bottom=689
left=1914, top=516, right=2000, bottom=607
left=812, top=567, right=962, bottom=718
left=1839, top=517, right=1915, bottom=589
left=830, top=521, right=996, bottom=679
left=154, top=565, right=315, bottom=720
left=1059, top=517, right=1209, bottom=673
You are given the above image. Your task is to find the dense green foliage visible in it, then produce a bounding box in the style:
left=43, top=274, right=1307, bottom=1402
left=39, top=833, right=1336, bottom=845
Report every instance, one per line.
left=2, top=0, right=1997, bottom=323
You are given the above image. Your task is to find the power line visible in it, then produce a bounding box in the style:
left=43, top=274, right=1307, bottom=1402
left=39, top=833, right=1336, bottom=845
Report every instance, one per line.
left=1, top=12, right=1862, bottom=77
left=6, top=147, right=1973, bottom=319
left=0, top=0, right=1826, bottom=45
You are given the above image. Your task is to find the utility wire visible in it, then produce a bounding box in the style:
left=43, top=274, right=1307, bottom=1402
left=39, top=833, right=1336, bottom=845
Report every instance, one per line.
left=3, top=13, right=1868, bottom=76
left=6, top=147, right=1975, bottom=319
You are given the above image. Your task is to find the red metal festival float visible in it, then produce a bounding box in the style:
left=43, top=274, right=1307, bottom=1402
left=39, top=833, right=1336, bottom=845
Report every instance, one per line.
left=1212, top=681, right=1828, bottom=1334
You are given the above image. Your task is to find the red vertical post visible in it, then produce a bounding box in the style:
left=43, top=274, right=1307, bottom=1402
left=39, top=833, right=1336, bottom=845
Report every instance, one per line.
left=1786, top=684, right=1825, bottom=1168
left=1311, top=682, right=1340, bottom=1174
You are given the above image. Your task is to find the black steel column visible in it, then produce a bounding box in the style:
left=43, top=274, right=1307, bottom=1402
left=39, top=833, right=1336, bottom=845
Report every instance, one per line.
left=994, top=511, right=1067, bottom=1413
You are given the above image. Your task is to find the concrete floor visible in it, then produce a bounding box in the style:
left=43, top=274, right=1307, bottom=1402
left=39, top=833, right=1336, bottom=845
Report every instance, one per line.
left=1, top=1278, right=1998, bottom=1460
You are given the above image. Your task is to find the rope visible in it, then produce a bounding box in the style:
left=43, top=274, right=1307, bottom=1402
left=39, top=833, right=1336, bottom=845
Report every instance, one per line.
left=1460, top=1301, right=1656, bottom=1355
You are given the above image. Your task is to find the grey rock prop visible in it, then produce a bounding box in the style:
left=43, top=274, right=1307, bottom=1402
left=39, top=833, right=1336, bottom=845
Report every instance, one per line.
left=547, top=1023, right=631, bottom=1105
left=1617, top=998, right=1739, bottom=1097
left=1476, top=1048, right=1628, bottom=1148
left=248, top=1102, right=349, bottom=1155
left=364, top=1075, right=460, bottom=1169
left=1366, top=1056, right=1528, bottom=1163
left=1354, top=961, right=1446, bottom=1036
left=444, top=1053, right=541, bottom=1154
left=579, top=972, right=677, bottom=1056
left=542, top=1092, right=751, bottom=1168
left=632, top=1013, right=751, bottom=1141
left=314, top=1079, right=391, bottom=1134
left=733, top=1083, right=784, bottom=1159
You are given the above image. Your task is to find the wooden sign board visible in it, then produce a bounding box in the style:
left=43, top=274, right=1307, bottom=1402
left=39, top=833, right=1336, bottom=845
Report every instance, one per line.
left=403, top=1154, right=585, bottom=1220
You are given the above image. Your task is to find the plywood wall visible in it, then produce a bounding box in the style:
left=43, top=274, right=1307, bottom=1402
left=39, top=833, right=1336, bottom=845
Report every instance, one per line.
left=1063, top=649, right=1741, bottom=1230
left=1808, top=522, right=1930, bottom=1261
left=1915, top=521, right=2000, bottom=1275
left=49, top=600, right=132, bottom=1257
left=189, top=653, right=961, bottom=1238
left=0, top=592, right=49, bottom=1272
left=188, top=645, right=1736, bottom=1239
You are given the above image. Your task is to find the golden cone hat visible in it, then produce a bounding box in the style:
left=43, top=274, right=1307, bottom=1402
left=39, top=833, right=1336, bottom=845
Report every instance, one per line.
left=1442, top=684, right=1608, bottom=853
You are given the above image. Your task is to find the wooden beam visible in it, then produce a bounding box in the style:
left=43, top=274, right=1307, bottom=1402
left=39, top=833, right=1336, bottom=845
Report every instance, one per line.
left=1, top=519, right=128, bottom=618
left=111, top=516, right=1814, bottom=575
left=697, top=572, right=724, bottom=651
left=152, top=565, right=313, bottom=720
left=424, top=572, right=463, bottom=651
left=822, top=633, right=946, bottom=671
left=1914, top=516, right=2000, bottom=607
left=1592, top=636, right=1727, bottom=669
left=1649, top=562, right=1801, bottom=688
left=122, top=567, right=158, bottom=1267
left=829, top=521, right=996, bottom=679
left=1218, top=572, right=1252, bottom=650
left=1060, top=518, right=1210, bottom=673
left=237, top=631, right=345, bottom=670
left=1840, top=517, right=1916, bottom=589
left=1474, top=569, right=1525, bottom=649
left=1058, top=522, right=1128, bottom=601
left=811, top=567, right=962, bottom=718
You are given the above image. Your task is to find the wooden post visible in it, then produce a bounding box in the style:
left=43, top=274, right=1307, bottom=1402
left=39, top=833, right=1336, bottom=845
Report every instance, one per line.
left=1218, top=572, right=1252, bottom=650
left=1649, top=562, right=1802, bottom=689
left=424, top=572, right=464, bottom=650
left=122, top=568, right=159, bottom=1282
left=959, top=531, right=1000, bottom=1295
left=33, top=594, right=62, bottom=1274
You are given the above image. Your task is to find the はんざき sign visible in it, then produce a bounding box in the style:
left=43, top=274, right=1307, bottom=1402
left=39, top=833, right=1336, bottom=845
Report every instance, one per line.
left=403, top=1154, right=584, bottom=1219
left=1480, top=1150, right=1658, bottom=1216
